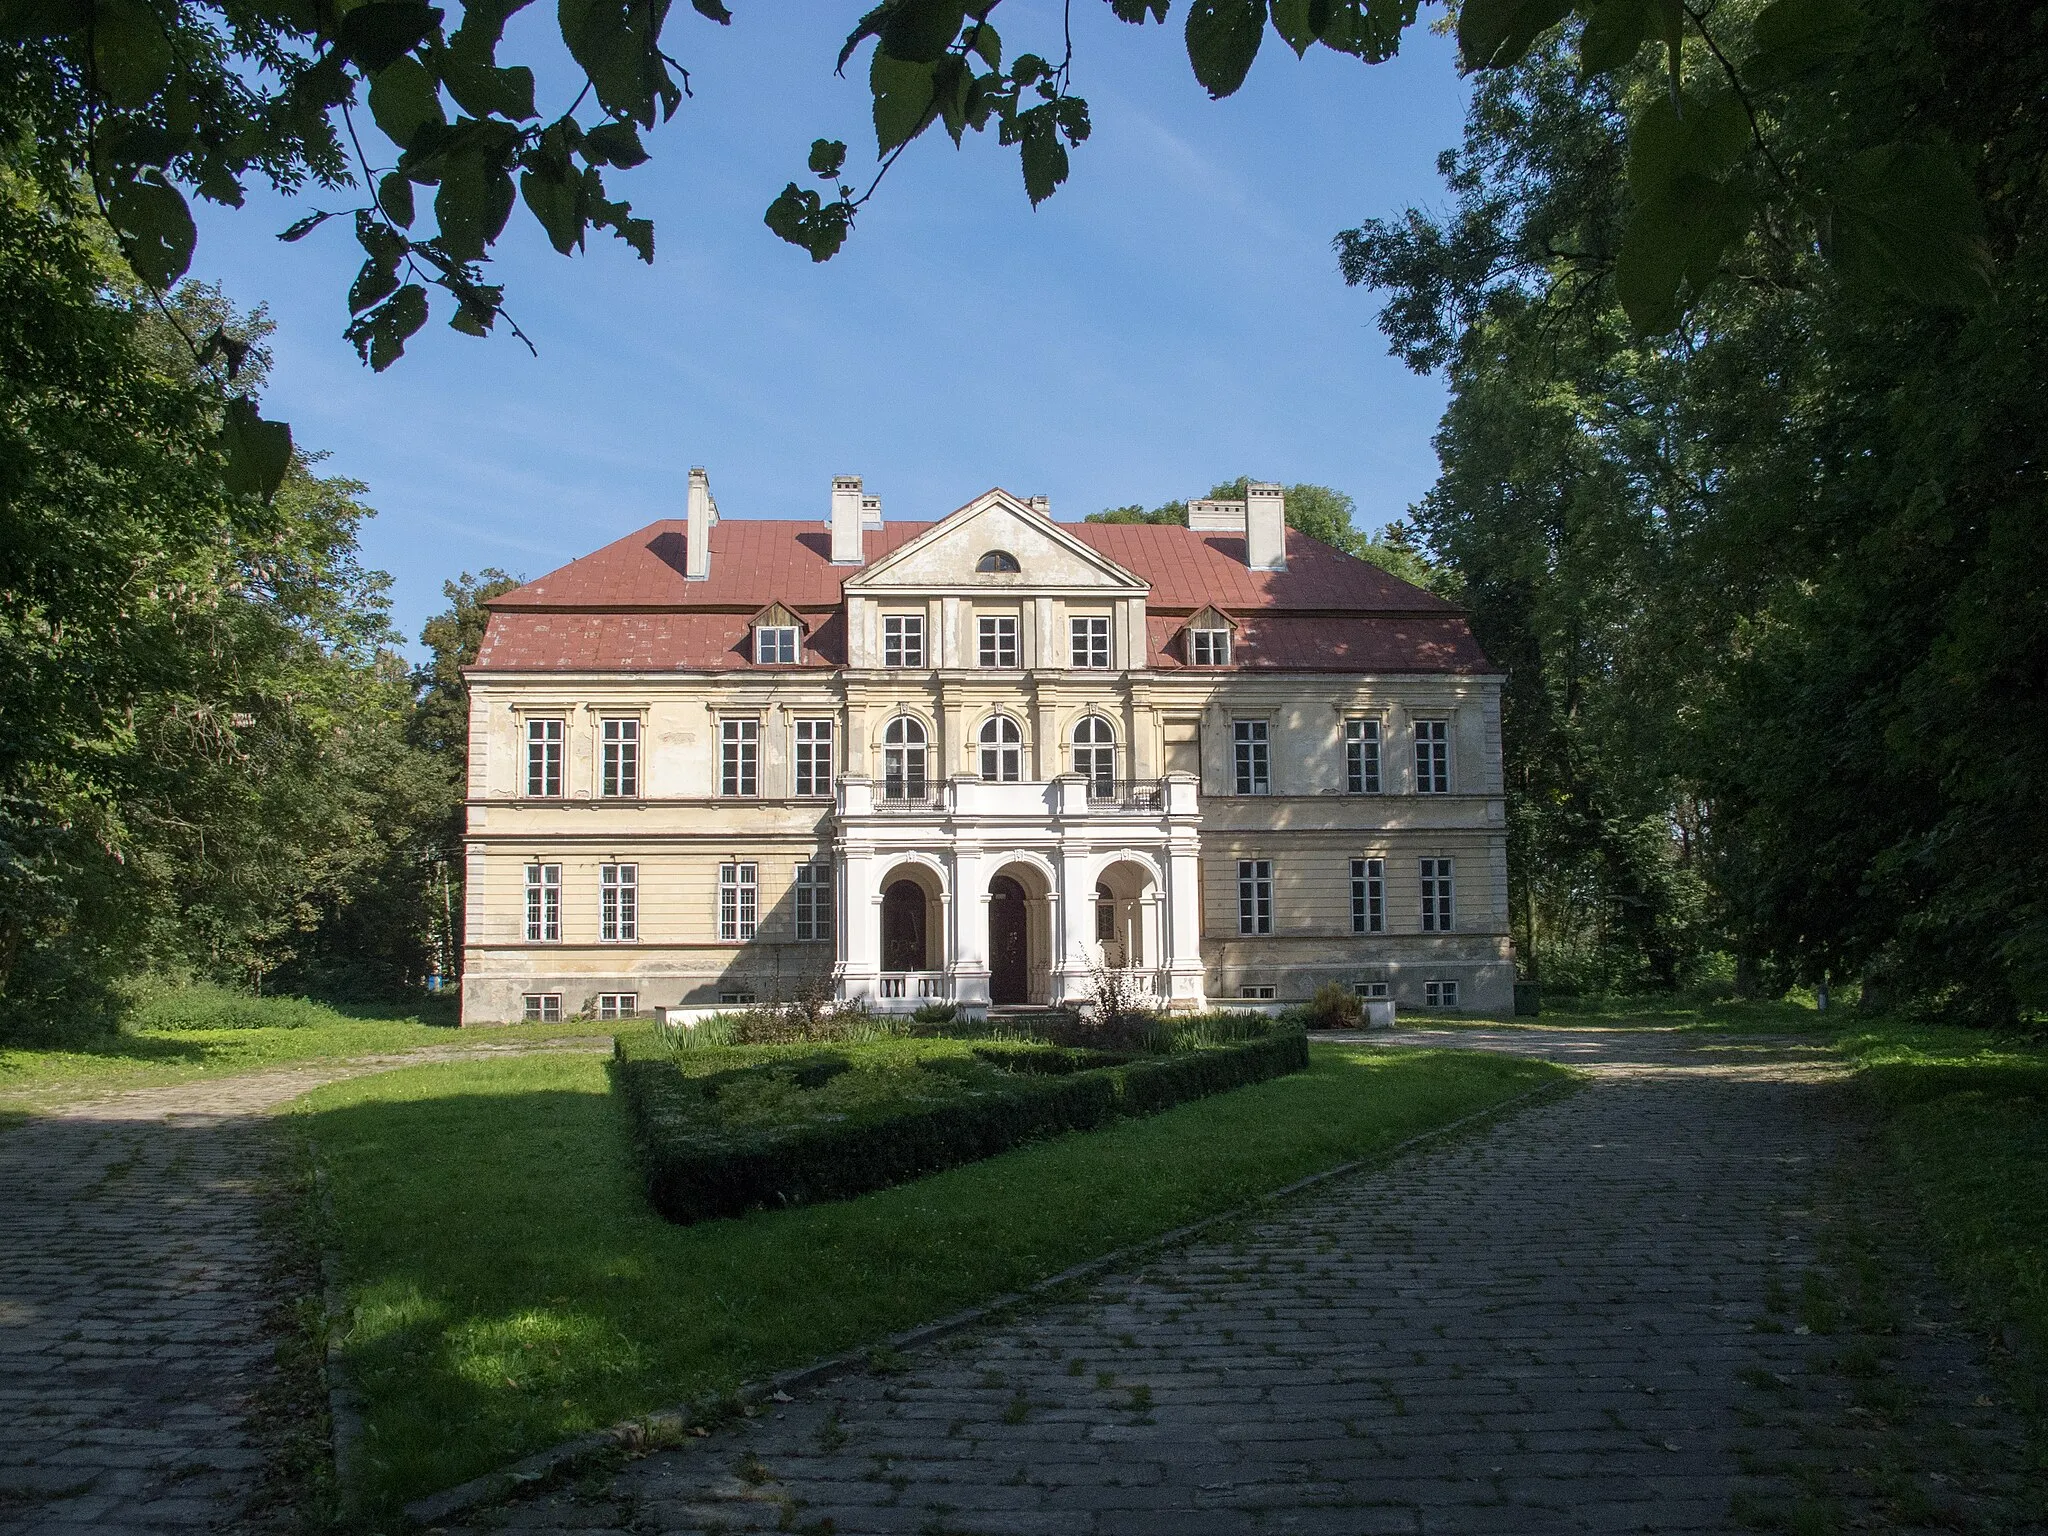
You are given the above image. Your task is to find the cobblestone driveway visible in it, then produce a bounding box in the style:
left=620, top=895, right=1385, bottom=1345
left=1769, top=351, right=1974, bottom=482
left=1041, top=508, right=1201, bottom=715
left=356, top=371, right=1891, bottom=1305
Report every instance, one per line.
left=464, top=1028, right=2042, bottom=1536
left=0, top=1040, right=607, bottom=1536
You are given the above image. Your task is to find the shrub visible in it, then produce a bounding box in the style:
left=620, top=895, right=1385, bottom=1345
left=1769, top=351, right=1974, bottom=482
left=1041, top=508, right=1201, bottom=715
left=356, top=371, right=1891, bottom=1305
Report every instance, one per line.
left=910, top=1001, right=959, bottom=1025
left=1302, top=982, right=1363, bottom=1031
left=612, top=1024, right=1310, bottom=1225
left=128, top=984, right=345, bottom=1032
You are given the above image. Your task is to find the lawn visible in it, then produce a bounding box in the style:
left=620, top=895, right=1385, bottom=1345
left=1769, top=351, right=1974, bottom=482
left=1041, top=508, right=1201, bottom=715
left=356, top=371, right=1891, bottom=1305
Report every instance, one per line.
left=295, top=1039, right=1568, bottom=1517
left=1835, top=1020, right=2048, bottom=1447
left=0, top=1013, right=620, bottom=1111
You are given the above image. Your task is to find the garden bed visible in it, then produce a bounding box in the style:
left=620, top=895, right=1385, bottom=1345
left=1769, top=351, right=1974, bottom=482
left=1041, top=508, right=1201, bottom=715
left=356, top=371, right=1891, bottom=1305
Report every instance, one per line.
left=612, top=1020, right=1309, bottom=1224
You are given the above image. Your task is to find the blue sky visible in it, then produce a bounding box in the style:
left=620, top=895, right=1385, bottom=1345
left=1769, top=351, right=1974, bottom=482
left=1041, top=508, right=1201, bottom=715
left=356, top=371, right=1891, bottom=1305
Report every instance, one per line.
left=191, top=4, right=1470, bottom=653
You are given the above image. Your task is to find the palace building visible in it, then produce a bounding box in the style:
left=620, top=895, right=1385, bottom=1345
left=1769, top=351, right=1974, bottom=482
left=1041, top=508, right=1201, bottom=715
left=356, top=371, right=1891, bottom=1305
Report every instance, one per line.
left=459, top=474, right=1512, bottom=1023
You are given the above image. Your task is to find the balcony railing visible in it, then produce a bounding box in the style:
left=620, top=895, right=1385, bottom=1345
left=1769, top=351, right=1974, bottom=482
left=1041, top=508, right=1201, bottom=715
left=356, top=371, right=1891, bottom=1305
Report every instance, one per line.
left=874, top=784, right=939, bottom=811
left=1083, top=778, right=1164, bottom=812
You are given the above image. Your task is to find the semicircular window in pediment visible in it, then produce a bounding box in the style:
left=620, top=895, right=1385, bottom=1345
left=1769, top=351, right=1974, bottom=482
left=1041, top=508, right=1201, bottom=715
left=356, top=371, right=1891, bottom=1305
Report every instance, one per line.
left=976, top=550, right=1021, bottom=573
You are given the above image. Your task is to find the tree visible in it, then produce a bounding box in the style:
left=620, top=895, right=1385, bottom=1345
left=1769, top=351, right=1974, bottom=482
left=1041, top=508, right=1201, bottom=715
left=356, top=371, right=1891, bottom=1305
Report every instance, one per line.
left=1088, top=477, right=1449, bottom=591
left=1339, top=0, right=2047, bottom=1019
left=0, top=0, right=1992, bottom=476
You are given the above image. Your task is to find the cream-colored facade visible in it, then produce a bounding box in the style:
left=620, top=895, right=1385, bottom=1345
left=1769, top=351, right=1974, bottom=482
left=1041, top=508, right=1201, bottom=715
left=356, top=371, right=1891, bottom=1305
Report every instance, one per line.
left=460, top=482, right=1512, bottom=1023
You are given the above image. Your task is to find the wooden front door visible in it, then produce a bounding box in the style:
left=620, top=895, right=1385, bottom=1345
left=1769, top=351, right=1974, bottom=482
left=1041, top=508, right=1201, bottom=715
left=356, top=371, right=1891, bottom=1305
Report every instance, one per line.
left=988, top=876, right=1028, bottom=1005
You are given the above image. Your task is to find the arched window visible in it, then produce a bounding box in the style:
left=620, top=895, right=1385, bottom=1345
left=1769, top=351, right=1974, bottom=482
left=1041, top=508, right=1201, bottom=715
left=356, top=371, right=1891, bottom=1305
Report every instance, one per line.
left=975, top=550, right=1021, bottom=573
left=979, top=715, right=1023, bottom=781
left=883, top=717, right=928, bottom=801
left=1073, top=716, right=1117, bottom=797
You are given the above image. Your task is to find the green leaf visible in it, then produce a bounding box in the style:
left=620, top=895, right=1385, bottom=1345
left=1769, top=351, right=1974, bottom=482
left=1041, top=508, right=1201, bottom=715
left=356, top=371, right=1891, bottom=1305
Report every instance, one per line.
left=368, top=55, right=445, bottom=148
left=968, top=18, right=999, bottom=67
left=434, top=137, right=516, bottom=259
left=1311, top=0, right=1418, bottom=62
left=1270, top=0, right=1314, bottom=56
left=1626, top=89, right=1748, bottom=202
left=1458, top=0, right=1569, bottom=69
left=558, top=0, right=669, bottom=127
left=105, top=170, right=194, bottom=286
left=348, top=253, right=402, bottom=312
left=1016, top=107, right=1068, bottom=204
left=1748, top=0, right=1861, bottom=83
left=583, top=119, right=647, bottom=166
left=278, top=209, right=337, bottom=242
left=344, top=283, right=430, bottom=370
left=689, top=0, right=729, bottom=19
left=1186, top=0, right=1264, bottom=97
left=337, top=0, right=442, bottom=73
left=1827, top=142, right=1992, bottom=308
left=879, top=0, right=965, bottom=64
left=90, top=0, right=174, bottom=108
left=441, top=57, right=537, bottom=119
left=1614, top=177, right=1752, bottom=332
left=808, top=137, right=847, bottom=177
left=219, top=397, right=293, bottom=499
left=764, top=182, right=853, bottom=261
left=1108, top=0, right=1169, bottom=19
left=0, top=0, right=91, bottom=43
left=1577, top=0, right=1651, bottom=74
left=870, top=48, right=936, bottom=153
left=520, top=163, right=583, bottom=253
left=378, top=170, right=416, bottom=225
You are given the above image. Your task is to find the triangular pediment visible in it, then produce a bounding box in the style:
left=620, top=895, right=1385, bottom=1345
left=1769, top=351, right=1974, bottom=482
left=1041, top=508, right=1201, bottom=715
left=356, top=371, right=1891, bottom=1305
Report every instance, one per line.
left=1185, top=605, right=1238, bottom=632
left=748, top=601, right=808, bottom=633
left=847, top=490, right=1149, bottom=595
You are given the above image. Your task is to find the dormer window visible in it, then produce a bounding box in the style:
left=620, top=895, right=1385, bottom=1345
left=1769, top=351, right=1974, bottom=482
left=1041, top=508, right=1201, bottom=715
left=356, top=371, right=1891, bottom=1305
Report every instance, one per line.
left=1185, top=606, right=1236, bottom=667
left=976, top=550, right=1021, bottom=573
left=748, top=602, right=806, bottom=665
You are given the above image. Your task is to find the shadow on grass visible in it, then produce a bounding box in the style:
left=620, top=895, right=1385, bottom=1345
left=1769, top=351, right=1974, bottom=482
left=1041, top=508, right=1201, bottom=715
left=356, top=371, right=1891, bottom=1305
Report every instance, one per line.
left=302, top=1043, right=1564, bottom=1516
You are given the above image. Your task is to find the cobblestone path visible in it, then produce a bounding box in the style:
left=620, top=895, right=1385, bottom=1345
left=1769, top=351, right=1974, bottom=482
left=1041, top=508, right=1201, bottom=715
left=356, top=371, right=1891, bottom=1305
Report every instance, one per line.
left=465, top=1028, right=2042, bottom=1536
left=0, top=1038, right=607, bottom=1536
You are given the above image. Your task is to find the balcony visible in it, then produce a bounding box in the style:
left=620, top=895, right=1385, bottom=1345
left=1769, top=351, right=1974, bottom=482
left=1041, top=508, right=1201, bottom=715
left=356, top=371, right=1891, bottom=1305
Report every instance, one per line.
left=839, top=774, right=1197, bottom=821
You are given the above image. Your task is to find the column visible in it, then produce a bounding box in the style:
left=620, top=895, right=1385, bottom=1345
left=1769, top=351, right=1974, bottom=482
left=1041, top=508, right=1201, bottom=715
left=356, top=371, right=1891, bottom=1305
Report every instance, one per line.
left=1053, top=845, right=1094, bottom=1005
left=838, top=842, right=879, bottom=1004
left=1165, top=842, right=1205, bottom=1008
left=1140, top=892, right=1163, bottom=990
left=951, top=844, right=990, bottom=1012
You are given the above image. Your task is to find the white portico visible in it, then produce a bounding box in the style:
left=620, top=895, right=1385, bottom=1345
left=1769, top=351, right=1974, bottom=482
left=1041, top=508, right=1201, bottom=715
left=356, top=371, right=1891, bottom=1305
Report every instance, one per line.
left=834, top=773, right=1205, bottom=1013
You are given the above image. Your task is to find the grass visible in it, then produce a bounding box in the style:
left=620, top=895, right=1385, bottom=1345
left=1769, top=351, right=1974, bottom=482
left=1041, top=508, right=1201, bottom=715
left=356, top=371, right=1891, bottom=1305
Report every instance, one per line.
left=1834, top=1019, right=2048, bottom=1452
left=0, top=1009, right=620, bottom=1111
left=294, top=1039, right=1568, bottom=1517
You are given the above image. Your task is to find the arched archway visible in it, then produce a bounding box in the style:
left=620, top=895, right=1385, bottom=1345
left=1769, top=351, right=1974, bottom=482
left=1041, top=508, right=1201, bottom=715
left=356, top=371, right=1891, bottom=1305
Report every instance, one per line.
left=988, top=875, right=1029, bottom=1004
left=881, top=877, right=931, bottom=971
left=1094, top=858, right=1159, bottom=972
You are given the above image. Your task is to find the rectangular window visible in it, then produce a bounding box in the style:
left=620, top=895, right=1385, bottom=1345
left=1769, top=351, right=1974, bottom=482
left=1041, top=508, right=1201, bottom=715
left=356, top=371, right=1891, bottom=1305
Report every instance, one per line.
left=1354, top=981, right=1390, bottom=1000
left=1420, top=857, right=1455, bottom=933
left=525, top=718, right=564, bottom=797
left=600, top=863, right=638, bottom=942
left=1191, top=628, right=1231, bottom=666
left=1233, top=719, right=1271, bottom=795
left=522, top=993, right=563, bottom=1021
left=882, top=614, right=924, bottom=668
left=1415, top=718, right=1450, bottom=794
left=1238, top=984, right=1276, bottom=1000
left=1237, top=858, right=1274, bottom=936
left=1350, top=858, right=1385, bottom=934
left=523, top=863, right=561, bottom=943
left=600, top=717, right=640, bottom=798
left=978, top=615, right=1018, bottom=668
left=1070, top=616, right=1111, bottom=669
left=754, top=626, right=799, bottom=665
left=720, top=718, right=758, bottom=797
left=793, top=719, right=834, bottom=797
left=719, top=862, right=758, bottom=942
left=1346, top=718, right=1382, bottom=795
left=1425, top=980, right=1460, bottom=1009
left=596, top=992, right=637, bottom=1020
left=719, top=990, right=757, bottom=1006
left=794, top=860, right=833, bottom=942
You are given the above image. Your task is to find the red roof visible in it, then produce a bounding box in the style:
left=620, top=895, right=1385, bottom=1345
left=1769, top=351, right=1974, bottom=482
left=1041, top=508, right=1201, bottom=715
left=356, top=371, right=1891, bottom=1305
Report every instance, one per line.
left=473, top=514, right=1493, bottom=675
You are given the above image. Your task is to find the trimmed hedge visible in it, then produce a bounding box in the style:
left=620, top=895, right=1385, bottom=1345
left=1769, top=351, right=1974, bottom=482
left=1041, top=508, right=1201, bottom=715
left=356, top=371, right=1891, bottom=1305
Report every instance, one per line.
left=612, top=1027, right=1309, bottom=1226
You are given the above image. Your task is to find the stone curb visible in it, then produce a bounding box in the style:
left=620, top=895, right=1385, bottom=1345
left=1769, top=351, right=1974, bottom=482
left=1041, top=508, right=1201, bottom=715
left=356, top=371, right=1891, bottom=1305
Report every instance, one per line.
left=313, top=1166, right=368, bottom=1513
left=400, top=1070, right=1580, bottom=1530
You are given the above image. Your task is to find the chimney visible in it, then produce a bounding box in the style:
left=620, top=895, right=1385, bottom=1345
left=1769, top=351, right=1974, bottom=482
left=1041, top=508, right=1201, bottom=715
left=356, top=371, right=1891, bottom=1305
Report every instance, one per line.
left=686, top=465, right=717, bottom=580
left=830, top=475, right=866, bottom=564
left=1245, top=481, right=1287, bottom=571
left=1027, top=495, right=1050, bottom=517
left=1186, top=498, right=1246, bottom=532
left=861, top=493, right=884, bottom=529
